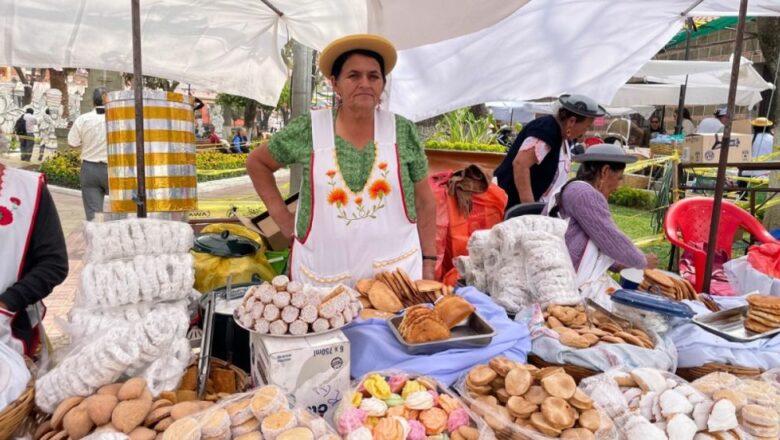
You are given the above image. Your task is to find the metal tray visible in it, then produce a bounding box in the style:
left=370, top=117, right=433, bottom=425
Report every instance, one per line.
left=693, top=305, right=780, bottom=342
left=388, top=311, right=496, bottom=355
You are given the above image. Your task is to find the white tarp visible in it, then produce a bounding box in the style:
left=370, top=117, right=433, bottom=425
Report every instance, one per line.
left=610, top=57, right=775, bottom=108
left=0, top=0, right=779, bottom=120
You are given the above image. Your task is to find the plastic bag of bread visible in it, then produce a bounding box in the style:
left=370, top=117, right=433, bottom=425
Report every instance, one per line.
left=579, top=367, right=745, bottom=440
left=519, top=303, right=678, bottom=374
left=158, top=384, right=339, bottom=440
left=335, top=369, right=495, bottom=439
left=455, top=357, right=618, bottom=440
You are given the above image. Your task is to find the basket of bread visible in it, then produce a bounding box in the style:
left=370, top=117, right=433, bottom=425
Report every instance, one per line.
left=456, top=356, right=618, bottom=439
left=0, top=356, right=35, bottom=440
left=337, top=371, right=493, bottom=439
left=354, top=268, right=453, bottom=319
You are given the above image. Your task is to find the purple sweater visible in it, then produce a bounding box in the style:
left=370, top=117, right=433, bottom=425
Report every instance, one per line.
left=559, top=181, right=647, bottom=270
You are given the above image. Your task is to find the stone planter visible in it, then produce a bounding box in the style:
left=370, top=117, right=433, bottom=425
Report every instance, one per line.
left=425, top=148, right=506, bottom=178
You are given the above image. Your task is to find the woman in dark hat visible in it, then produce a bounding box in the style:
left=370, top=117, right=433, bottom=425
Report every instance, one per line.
left=554, top=144, right=657, bottom=303
left=494, top=94, right=606, bottom=213
left=247, top=34, right=436, bottom=285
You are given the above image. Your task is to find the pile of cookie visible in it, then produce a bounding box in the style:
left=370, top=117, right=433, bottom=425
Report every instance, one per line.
left=355, top=269, right=453, bottom=317
left=172, top=360, right=244, bottom=402
left=34, top=377, right=218, bottom=440
left=398, top=296, right=475, bottom=343
left=694, top=372, right=780, bottom=439
left=337, top=372, right=481, bottom=440
left=234, top=276, right=361, bottom=336
left=639, top=269, right=697, bottom=301
left=544, top=304, right=655, bottom=349
left=163, top=385, right=339, bottom=440
left=462, top=356, right=604, bottom=439
left=745, top=294, right=780, bottom=334
left=602, top=368, right=740, bottom=440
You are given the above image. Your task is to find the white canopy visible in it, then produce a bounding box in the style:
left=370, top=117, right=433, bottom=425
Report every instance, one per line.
left=610, top=57, right=775, bottom=108
left=1, top=0, right=779, bottom=120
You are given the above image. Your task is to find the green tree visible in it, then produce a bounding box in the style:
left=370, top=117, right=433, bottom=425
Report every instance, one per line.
left=121, top=73, right=180, bottom=92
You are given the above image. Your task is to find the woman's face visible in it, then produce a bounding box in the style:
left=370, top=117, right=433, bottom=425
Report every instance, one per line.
left=331, top=54, right=385, bottom=111
left=566, top=116, right=594, bottom=140
left=599, top=165, right=624, bottom=196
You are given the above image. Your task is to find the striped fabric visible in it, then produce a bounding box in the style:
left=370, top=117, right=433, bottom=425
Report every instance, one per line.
left=105, top=90, right=197, bottom=213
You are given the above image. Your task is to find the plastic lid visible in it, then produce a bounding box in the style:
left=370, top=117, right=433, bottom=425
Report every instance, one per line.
left=610, top=289, right=695, bottom=318
left=193, top=230, right=259, bottom=257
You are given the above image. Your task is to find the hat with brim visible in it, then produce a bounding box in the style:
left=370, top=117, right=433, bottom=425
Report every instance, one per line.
left=319, top=34, right=397, bottom=78
left=751, top=117, right=774, bottom=127
left=714, top=107, right=728, bottom=117
left=559, top=94, right=607, bottom=118
left=573, top=143, right=637, bottom=164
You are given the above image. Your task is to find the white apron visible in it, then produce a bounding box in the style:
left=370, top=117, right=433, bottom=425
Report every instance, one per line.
left=0, top=165, right=45, bottom=355
left=543, top=140, right=571, bottom=214
left=575, top=240, right=620, bottom=309
left=289, top=108, right=422, bottom=287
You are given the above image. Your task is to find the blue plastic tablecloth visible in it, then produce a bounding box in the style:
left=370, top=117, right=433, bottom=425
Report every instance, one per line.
left=342, top=286, right=531, bottom=385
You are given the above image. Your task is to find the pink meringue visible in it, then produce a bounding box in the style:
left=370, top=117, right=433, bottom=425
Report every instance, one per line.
left=338, top=407, right=368, bottom=434
left=388, top=373, right=409, bottom=393
left=447, top=407, right=470, bottom=432
left=407, top=419, right=426, bottom=440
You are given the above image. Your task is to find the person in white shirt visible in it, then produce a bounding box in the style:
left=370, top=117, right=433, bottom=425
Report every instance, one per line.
left=743, top=117, right=776, bottom=179
left=697, top=107, right=728, bottom=134
left=67, top=87, right=109, bottom=221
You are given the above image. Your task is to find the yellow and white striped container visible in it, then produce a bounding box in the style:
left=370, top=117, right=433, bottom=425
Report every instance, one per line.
left=105, top=90, right=197, bottom=213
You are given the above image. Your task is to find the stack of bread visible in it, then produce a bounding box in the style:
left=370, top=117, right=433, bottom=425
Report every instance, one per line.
left=33, top=377, right=219, bottom=440
left=543, top=304, right=655, bottom=349
left=459, top=356, right=608, bottom=439
left=234, top=277, right=361, bottom=336
left=355, top=269, right=452, bottom=319
left=585, top=368, right=741, bottom=440
left=337, top=372, right=483, bottom=440
left=639, top=270, right=697, bottom=301
left=693, top=372, right=780, bottom=439
left=745, top=294, right=780, bottom=334
left=167, top=360, right=244, bottom=403
left=398, top=296, right=476, bottom=343
left=162, top=385, right=338, bottom=440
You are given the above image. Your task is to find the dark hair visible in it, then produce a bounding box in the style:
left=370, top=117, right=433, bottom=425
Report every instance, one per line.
left=650, top=117, right=660, bottom=123
left=25, top=108, right=33, bottom=114
left=551, top=161, right=626, bottom=217
left=331, top=49, right=386, bottom=81
left=557, top=107, right=588, bottom=124
left=682, top=108, right=692, bottom=121
left=93, top=86, right=108, bottom=107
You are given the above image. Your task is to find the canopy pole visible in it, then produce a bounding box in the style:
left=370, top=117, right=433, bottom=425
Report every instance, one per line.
left=680, top=0, right=704, bottom=17
left=675, top=18, right=695, bottom=135
left=702, top=0, right=749, bottom=293
left=131, top=0, right=146, bottom=218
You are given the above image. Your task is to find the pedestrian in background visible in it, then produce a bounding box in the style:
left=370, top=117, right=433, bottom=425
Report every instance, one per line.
left=67, top=87, right=109, bottom=221
left=18, top=108, right=37, bottom=162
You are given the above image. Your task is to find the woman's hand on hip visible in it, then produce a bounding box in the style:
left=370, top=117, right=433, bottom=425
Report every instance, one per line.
left=645, top=253, right=659, bottom=270
left=422, top=259, right=436, bottom=280
left=277, top=211, right=296, bottom=239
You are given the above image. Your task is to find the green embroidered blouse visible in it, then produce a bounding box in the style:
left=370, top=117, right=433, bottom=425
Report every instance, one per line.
left=268, top=111, right=429, bottom=238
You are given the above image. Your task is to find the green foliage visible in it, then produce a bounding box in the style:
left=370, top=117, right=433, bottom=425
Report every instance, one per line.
left=430, top=108, right=498, bottom=144
left=40, top=150, right=81, bottom=189
left=651, top=160, right=675, bottom=233
left=196, top=151, right=248, bottom=170
left=424, top=140, right=505, bottom=153
left=609, top=186, right=657, bottom=209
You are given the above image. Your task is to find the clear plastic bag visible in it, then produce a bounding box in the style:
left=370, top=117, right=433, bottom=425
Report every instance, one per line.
left=454, top=360, right=618, bottom=440
left=335, top=369, right=495, bottom=439
left=164, top=384, right=340, bottom=439
left=580, top=367, right=745, bottom=439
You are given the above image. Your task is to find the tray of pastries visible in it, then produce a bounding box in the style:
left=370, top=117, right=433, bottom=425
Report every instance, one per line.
left=355, top=269, right=454, bottom=319
left=388, top=296, right=494, bottom=354
left=693, top=294, right=780, bottom=342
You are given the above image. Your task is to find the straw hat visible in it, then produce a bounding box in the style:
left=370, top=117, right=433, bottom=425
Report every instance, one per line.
left=751, top=117, right=774, bottom=127
left=319, top=34, right=397, bottom=78
left=573, top=144, right=637, bottom=164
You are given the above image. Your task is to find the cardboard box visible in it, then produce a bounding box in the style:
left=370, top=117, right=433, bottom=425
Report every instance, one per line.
left=732, top=119, right=752, bottom=135
left=239, top=192, right=298, bottom=251
left=682, top=133, right=752, bottom=164
left=250, top=330, right=350, bottom=422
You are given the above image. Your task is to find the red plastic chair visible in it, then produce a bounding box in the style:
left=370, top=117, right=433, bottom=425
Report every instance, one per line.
left=664, top=197, right=778, bottom=293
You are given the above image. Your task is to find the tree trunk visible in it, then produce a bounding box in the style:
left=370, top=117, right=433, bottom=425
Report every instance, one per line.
left=756, top=17, right=780, bottom=230
left=244, top=99, right=258, bottom=133
left=14, top=67, right=33, bottom=106
left=49, top=68, right=70, bottom=119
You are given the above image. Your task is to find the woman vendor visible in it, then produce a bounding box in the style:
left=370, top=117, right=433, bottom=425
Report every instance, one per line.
left=553, top=144, right=658, bottom=301
left=247, top=34, right=436, bottom=286
left=494, top=94, right=606, bottom=213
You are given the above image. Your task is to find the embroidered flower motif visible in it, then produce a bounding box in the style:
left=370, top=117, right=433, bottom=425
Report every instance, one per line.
left=0, top=206, right=13, bottom=226
left=326, top=169, right=337, bottom=179
left=378, top=162, right=388, bottom=171
left=9, top=197, right=20, bottom=206
left=368, top=179, right=391, bottom=200
left=354, top=196, right=363, bottom=205
left=327, top=188, right=348, bottom=207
